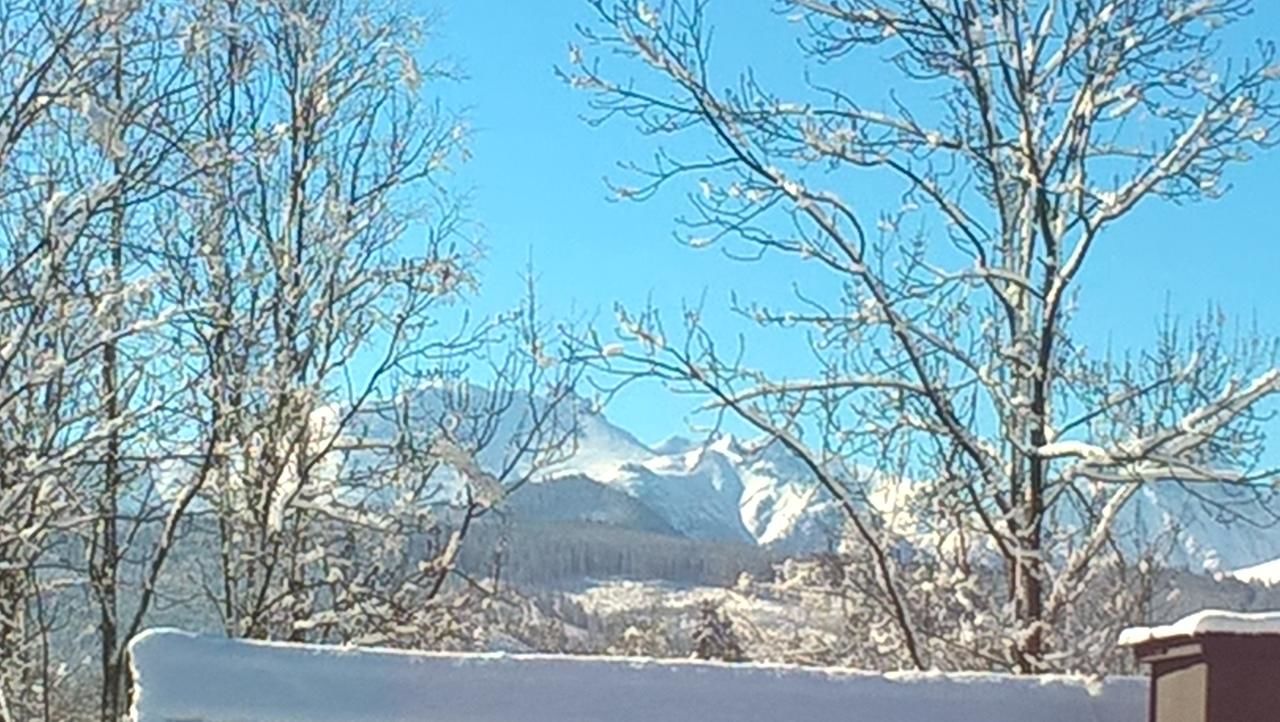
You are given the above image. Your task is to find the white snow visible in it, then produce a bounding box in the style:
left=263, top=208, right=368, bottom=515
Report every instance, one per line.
left=558, top=418, right=1280, bottom=571
left=1118, top=609, right=1280, bottom=646
left=1227, top=557, right=1280, bottom=586
left=128, top=628, right=1144, bottom=722
left=729, top=440, right=828, bottom=546
left=350, top=384, right=1280, bottom=571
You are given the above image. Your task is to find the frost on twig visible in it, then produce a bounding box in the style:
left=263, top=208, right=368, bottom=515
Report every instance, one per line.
left=572, top=0, right=1280, bottom=674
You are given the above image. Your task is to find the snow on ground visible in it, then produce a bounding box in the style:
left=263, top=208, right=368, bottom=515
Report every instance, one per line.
left=563, top=577, right=843, bottom=636
left=557, top=577, right=852, bottom=664
left=1119, top=609, right=1280, bottom=646
left=129, top=628, right=1145, bottom=722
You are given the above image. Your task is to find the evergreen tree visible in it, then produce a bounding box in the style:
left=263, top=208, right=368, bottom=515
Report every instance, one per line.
left=691, top=601, right=745, bottom=663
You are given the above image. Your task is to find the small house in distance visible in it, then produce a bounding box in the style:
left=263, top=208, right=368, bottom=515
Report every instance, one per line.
left=1120, top=609, right=1280, bottom=722
left=126, top=628, right=1144, bottom=722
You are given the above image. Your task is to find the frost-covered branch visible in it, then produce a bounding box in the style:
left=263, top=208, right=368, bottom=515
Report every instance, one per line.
left=573, top=0, right=1280, bottom=674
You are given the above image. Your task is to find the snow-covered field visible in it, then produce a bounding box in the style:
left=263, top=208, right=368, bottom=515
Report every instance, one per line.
left=562, top=577, right=846, bottom=652
left=128, top=628, right=1145, bottom=722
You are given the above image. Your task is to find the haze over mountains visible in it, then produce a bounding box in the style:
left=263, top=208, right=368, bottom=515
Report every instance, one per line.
left=401, top=385, right=1280, bottom=581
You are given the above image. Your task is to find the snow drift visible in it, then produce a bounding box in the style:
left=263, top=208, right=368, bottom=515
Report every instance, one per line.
left=127, top=628, right=1145, bottom=722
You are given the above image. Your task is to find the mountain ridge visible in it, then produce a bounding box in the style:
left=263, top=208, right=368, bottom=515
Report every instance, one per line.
left=384, top=383, right=1280, bottom=575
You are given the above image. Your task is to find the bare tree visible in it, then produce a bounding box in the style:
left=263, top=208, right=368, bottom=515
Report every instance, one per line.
left=569, top=0, right=1280, bottom=673
left=157, top=0, right=584, bottom=654
left=153, top=0, right=468, bottom=643
left=70, top=3, right=213, bottom=719
left=284, top=278, right=584, bottom=649
left=2, top=1, right=583, bottom=720
left=0, top=1, right=193, bottom=718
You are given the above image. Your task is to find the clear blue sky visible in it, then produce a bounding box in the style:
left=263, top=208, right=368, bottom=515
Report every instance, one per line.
left=428, top=1, right=1280, bottom=447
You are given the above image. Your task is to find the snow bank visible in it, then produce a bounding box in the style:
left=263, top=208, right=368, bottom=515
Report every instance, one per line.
left=1118, top=609, right=1280, bottom=646
left=128, top=628, right=1145, bottom=722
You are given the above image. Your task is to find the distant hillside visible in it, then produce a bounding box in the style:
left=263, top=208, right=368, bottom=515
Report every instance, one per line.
left=495, top=474, right=680, bottom=535
left=341, top=383, right=1280, bottom=578
left=460, top=520, right=775, bottom=586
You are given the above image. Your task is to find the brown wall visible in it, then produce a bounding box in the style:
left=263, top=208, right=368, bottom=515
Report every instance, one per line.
left=1140, top=636, right=1280, bottom=722
left=1151, top=657, right=1207, bottom=722
left=1203, top=638, right=1280, bottom=722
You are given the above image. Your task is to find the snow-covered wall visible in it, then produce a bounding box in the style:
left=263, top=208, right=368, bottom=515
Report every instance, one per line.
left=128, top=629, right=1146, bottom=722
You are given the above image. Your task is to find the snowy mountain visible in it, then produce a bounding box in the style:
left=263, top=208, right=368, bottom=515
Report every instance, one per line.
left=1127, top=483, right=1280, bottom=574
left=498, top=475, right=680, bottom=536
left=376, top=384, right=1280, bottom=576
left=544, top=428, right=838, bottom=549
left=1228, top=558, right=1280, bottom=586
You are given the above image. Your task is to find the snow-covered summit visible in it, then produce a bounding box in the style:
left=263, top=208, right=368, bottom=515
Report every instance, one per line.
left=651, top=434, right=699, bottom=455
left=355, top=383, right=1280, bottom=573
left=553, top=428, right=837, bottom=547
left=1228, top=557, right=1280, bottom=586
left=552, top=409, right=1280, bottom=571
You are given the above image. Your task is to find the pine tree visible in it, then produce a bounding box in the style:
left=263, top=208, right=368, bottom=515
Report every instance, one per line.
left=691, top=601, right=744, bottom=663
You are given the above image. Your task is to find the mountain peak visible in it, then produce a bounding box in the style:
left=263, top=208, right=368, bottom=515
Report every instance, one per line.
left=380, top=384, right=1280, bottom=573
left=707, top=433, right=746, bottom=461
left=651, top=434, right=698, bottom=455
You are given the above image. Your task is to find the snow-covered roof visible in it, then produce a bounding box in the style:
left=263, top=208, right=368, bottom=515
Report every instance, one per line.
left=1118, top=609, right=1280, bottom=647
left=127, top=628, right=1144, bottom=722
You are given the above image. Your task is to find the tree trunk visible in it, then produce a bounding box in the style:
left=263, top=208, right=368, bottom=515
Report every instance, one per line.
left=1016, top=452, right=1046, bottom=673
left=96, top=38, right=126, bottom=719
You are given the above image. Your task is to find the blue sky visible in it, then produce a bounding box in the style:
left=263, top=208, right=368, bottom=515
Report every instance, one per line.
left=429, top=1, right=1280, bottom=446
